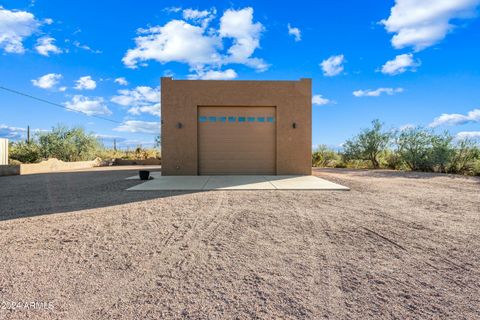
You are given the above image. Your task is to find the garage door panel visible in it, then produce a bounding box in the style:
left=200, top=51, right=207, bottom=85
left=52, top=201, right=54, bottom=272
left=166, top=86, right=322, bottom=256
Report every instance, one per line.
left=200, top=153, right=274, bottom=161
left=200, top=144, right=274, bottom=152
left=198, top=106, right=276, bottom=175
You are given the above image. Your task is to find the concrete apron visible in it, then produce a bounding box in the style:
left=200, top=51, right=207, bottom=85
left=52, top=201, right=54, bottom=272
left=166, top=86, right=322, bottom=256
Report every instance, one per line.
left=126, top=174, right=349, bottom=191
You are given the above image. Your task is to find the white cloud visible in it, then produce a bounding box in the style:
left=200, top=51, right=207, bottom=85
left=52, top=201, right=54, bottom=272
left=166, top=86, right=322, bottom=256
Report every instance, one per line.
left=114, top=120, right=160, bottom=134
left=74, top=76, right=97, bottom=90
left=381, top=0, right=480, bottom=51
left=456, top=131, right=480, bottom=140
left=0, top=124, right=47, bottom=140
left=381, top=53, right=421, bottom=75
left=35, top=36, right=62, bottom=56
left=188, top=68, right=237, bottom=80
left=114, top=77, right=128, bottom=86
left=353, top=87, right=404, bottom=97
left=0, top=6, right=40, bottom=53
left=123, top=19, right=222, bottom=69
left=320, top=54, right=345, bottom=76
left=64, top=95, right=111, bottom=115
left=312, top=94, right=332, bottom=106
left=0, top=124, right=27, bottom=140
left=31, top=73, right=62, bottom=89
left=123, top=7, right=267, bottom=72
left=73, top=40, right=101, bottom=54
left=287, top=23, right=301, bottom=41
left=182, top=8, right=216, bottom=27
left=183, top=8, right=212, bottom=20
left=429, top=108, right=480, bottom=127
left=111, top=86, right=160, bottom=116
left=219, top=7, right=267, bottom=71
left=128, top=104, right=161, bottom=117
left=164, top=7, right=182, bottom=13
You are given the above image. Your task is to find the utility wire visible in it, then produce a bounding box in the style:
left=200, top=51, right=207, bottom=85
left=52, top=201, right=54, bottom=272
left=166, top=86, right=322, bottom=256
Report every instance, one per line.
left=0, top=85, right=122, bottom=125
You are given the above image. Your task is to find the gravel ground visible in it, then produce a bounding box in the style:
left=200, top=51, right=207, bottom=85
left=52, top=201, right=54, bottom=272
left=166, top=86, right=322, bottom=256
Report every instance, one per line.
left=0, top=167, right=479, bottom=319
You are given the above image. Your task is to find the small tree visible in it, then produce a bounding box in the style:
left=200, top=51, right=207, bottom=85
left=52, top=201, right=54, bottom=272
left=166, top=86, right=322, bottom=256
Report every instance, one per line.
left=429, top=132, right=454, bottom=173
left=37, top=125, right=100, bottom=162
left=342, top=119, right=391, bottom=169
left=396, top=127, right=432, bottom=171
left=449, top=138, right=480, bottom=174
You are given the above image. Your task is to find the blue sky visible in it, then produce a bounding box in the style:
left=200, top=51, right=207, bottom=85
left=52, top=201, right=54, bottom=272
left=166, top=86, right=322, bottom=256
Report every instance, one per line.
left=1, top=0, right=479, bottom=149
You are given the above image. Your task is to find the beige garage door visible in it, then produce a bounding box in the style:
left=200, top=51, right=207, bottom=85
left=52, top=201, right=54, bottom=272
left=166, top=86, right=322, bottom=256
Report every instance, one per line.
left=198, top=106, right=276, bottom=175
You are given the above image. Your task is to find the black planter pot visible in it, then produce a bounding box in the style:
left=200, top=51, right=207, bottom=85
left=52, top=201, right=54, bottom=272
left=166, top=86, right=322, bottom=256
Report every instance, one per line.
left=139, top=170, right=150, bottom=180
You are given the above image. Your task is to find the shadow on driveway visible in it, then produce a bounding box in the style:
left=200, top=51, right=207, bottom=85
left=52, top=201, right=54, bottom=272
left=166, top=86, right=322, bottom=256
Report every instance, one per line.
left=0, top=167, right=200, bottom=221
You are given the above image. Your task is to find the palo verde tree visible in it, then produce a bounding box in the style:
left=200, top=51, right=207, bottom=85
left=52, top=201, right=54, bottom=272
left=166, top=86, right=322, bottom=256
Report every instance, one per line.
left=342, top=119, right=391, bottom=169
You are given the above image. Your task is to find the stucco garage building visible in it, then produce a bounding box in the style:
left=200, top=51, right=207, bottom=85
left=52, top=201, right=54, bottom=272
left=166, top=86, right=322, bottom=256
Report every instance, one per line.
left=161, top=77, right=311, bottom=175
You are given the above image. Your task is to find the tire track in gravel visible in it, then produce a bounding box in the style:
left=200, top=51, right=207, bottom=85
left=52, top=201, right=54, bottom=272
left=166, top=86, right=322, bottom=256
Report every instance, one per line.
left=314, top=213, right=347, bottom=319
left=104, top=190, right=229, bottom=310
left=150, top=191, right=228, bottom=274
left=288, top=192, right=347, bottom=319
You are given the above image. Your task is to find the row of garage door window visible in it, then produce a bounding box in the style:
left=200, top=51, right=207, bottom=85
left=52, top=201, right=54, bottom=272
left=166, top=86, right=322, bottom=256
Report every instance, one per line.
left=199, top=116, right=275, bottom=123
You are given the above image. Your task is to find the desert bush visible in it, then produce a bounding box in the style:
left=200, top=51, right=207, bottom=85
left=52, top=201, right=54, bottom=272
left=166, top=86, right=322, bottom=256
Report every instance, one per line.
left=333, top=158, right=347, bottom=168
left=342, top=120, right=391, bottom=169
left=381, top=150, right=403, bottom=170
left=449, top=139, right=480, bottom=175
left=312, top=145, right=339, bottom=167
left=345, top=159, right=372, bottom=169
left=314, top=120, right=479, bottom=176
left=131, top=147, right=158, bottom=160
left=8, top=159, right=22, bottom=165
left=38, top=125, right=100, bottom=162
left=472, top=159, right=480, bottom=176
left=94, top=148, right=127, bottom=160
left=396, top=127, right=433, bottom=171
left=9, top=141, right=42, bottom=163
left=429, top=132, right=455, bottom=173
left=95, top=147, right=161, bottom=161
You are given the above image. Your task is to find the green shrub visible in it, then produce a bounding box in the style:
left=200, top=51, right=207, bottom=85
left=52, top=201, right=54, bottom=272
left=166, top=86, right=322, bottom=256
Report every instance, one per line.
left=472, top=159, right=480, bottom=176
left=9, top=141, right=41, bottom=163
left=95, top=147, right=161, bottom=161
left=381, top=150, right=403, bottom=170
left=8, top=159, right=22, bottom=165
left=429, top=132, right=455, bottom=173
left=312, top=145, right=339, bottom=167
left=347, top=159, right=372, bottom=169
left=396, top=127, right=434, bottom=171
left=343, top=120, right=391, bottom=169
left=448, top=139, right=480, bottom=175
left=37, top=125, right=100, bottom=162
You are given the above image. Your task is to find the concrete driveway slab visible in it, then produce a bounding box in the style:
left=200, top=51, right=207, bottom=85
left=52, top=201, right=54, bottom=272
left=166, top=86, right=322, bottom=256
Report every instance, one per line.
left=127, top=175, right=349, bottom=191
left=266, top=175, right=350, bottom=190
left=204, top=175, right=274, bottom=190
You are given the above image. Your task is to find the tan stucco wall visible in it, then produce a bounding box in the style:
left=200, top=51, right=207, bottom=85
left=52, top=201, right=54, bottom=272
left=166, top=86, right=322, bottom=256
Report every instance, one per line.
left=161, top=78, right=312, bottom=175
left=0, top=158, right=103, bottom=176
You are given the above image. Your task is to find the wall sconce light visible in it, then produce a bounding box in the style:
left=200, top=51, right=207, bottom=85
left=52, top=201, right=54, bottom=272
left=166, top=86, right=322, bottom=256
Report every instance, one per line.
left=292, top=122, right=297, bottom=129
left=176, top=122, right=183, bottom=129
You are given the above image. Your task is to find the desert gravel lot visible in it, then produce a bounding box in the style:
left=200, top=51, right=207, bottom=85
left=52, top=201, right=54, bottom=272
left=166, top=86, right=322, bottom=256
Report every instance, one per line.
left=0, top=167, right=479, bottom=319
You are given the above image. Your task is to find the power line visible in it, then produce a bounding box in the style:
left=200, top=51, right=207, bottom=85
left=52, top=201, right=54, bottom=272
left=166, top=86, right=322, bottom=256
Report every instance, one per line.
left=0, top=85, right=123, bottom=124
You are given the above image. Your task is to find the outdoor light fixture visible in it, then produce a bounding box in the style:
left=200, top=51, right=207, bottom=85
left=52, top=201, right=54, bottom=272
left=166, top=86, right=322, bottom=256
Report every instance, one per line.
left=292, top=122, right=297, bottom=129
left=176, top=122, right=183, bottom=129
